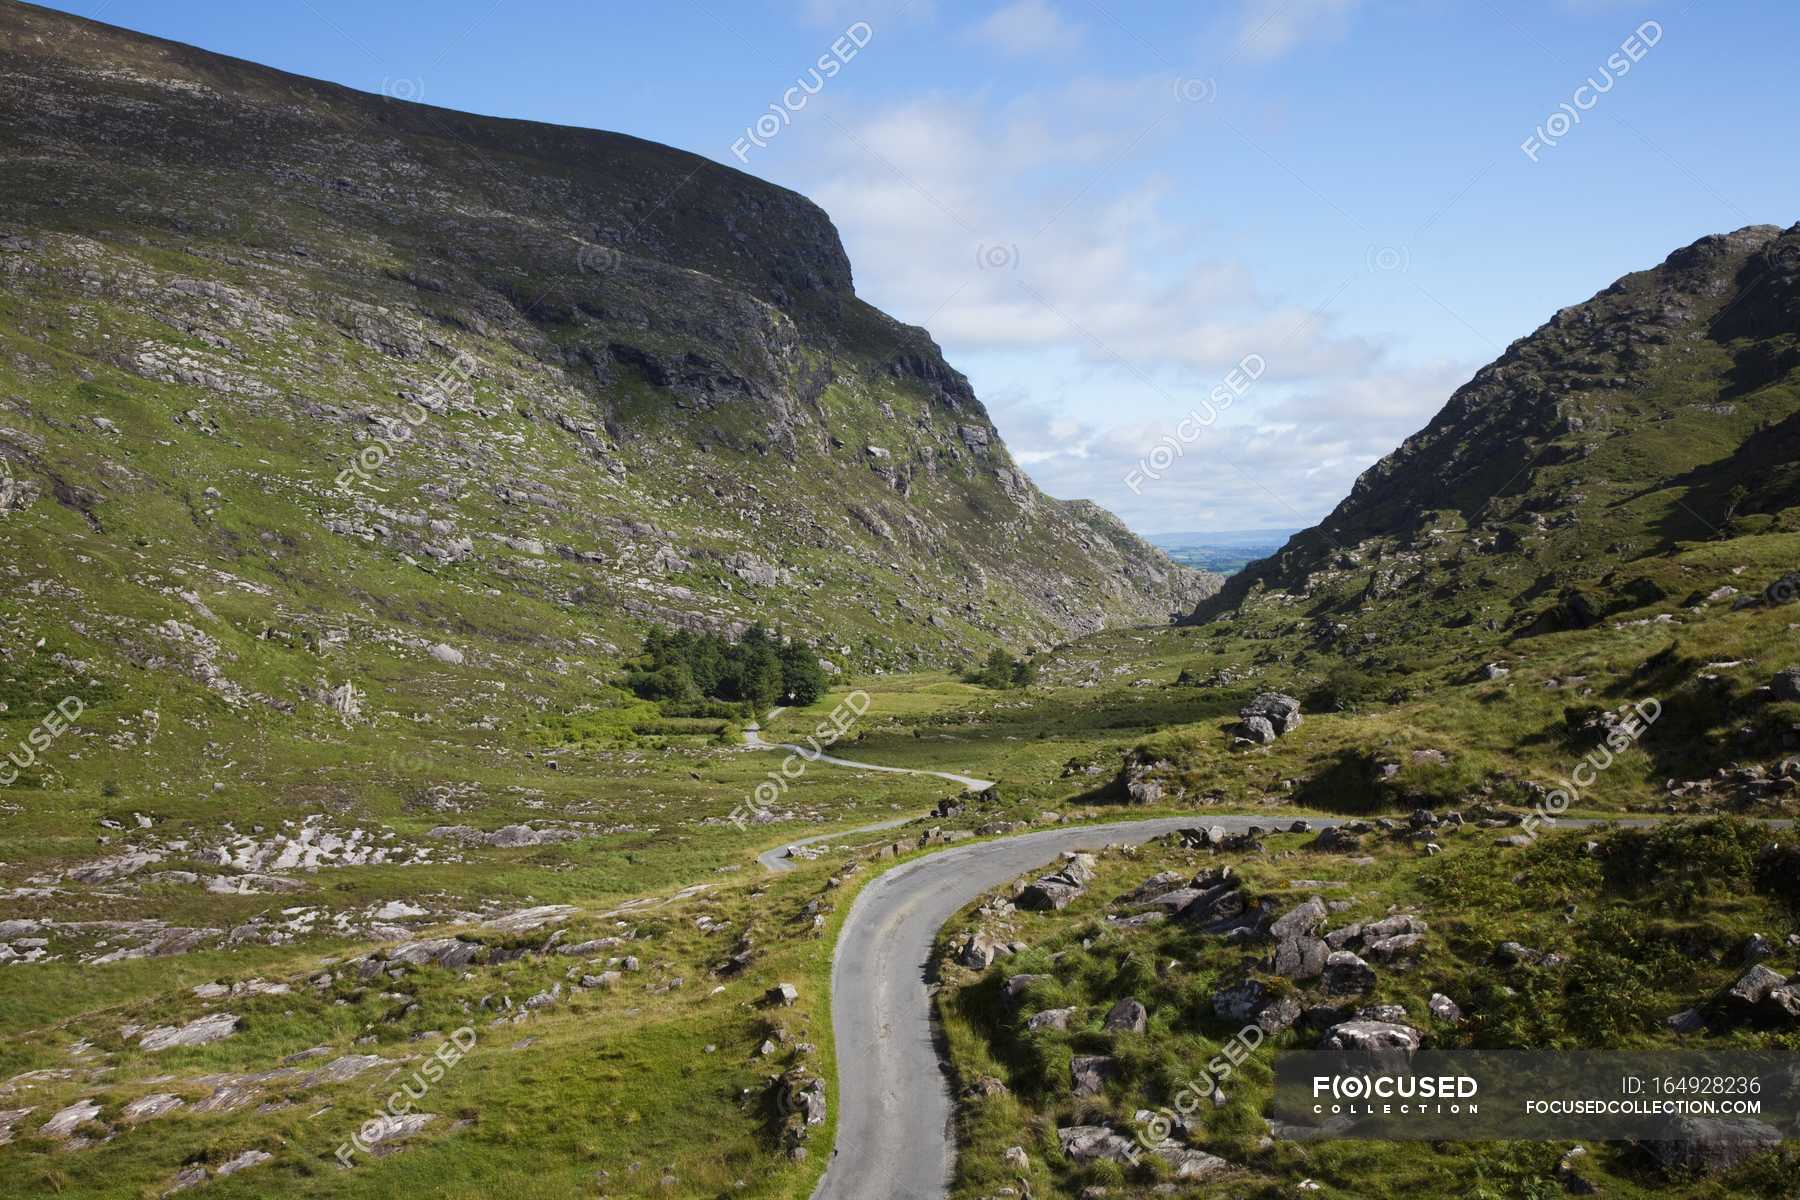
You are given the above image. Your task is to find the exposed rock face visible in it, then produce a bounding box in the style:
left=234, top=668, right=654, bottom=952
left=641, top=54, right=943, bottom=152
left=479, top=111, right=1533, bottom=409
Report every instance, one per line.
left=139, top=1012, right=240, bottom=1051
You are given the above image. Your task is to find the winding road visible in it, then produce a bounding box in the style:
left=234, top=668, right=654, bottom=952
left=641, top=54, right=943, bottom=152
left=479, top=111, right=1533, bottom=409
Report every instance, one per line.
left=807, top=815, right=1338, bottom=1200
left=743, top=716, right=1782, bottom=1198
left=743, top=714, right=994, bottom=872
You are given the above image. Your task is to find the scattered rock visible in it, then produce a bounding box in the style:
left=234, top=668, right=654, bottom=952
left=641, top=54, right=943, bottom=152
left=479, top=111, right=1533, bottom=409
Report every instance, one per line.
left=1322, top=951, right=1375, bottom=996
left=140, top=1012, right=239, bottom=1051
left=1103, top=997, right=1148, bottom=1034
left=1069, top=1054, right=1120, bottom=1096
left=1318, top=1020, right=1425, bottom=1054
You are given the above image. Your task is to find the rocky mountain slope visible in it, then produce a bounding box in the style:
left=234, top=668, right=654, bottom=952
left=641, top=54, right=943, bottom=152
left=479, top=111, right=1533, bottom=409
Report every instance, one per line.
left=0, top=0, right=1210, bottom=705
left=1190, top=223, right=1800, bottom=655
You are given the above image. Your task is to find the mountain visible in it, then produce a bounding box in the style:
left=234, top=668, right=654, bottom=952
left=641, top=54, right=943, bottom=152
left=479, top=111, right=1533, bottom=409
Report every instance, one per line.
left=0, top=0, right=1212, bottom=698
left=1189, top=223, right=1800, bottom=653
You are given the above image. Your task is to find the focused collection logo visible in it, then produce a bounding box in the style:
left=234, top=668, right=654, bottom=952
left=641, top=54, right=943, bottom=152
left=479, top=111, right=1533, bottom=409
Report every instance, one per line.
left=1311, top=1072, right=1480, bottom=1117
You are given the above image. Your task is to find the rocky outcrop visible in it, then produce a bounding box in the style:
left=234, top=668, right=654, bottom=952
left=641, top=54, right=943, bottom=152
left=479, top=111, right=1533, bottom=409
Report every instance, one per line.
left=1016, top=853, right=1096, bottom=911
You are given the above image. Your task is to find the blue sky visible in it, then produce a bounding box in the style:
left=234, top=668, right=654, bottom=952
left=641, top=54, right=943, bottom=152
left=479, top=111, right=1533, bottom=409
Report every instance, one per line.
left=43, top=0, right=1800, bottom=534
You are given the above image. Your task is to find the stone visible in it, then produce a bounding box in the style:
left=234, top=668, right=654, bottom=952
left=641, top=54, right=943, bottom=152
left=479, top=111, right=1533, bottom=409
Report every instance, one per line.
left=1018, top=855, right=1096, bottom=911
left=1740, top=933, right=1776, bottom=963
left=1770, top=667, right=1800, bottom=702
left=40, top=1098, right=101, bottom=1139
left=1103, top=997, right=1148, bottom=1034
left=1666, top=1008, right=1706, bottom=1034
left=766, top=983, right=800, bottom=1006
left=1002, top=974, right=1049, bottom=1006
left=1322, top=951, right=1375, bottom=995
left=1273, top=936, right=1328, bottom=981
left=140, top=1012, right=240, bottom=1051
left=1725, top=964, right=1785, bottom=1008
left=1239, top=715, right=1277, bottom=744
left=122, top=1093, right=186, bottom=1123
left=1428, top=993, right=1463, bottom=1023
left=1213, top=979, right=1301, bottom=1033
left=1070, top=1054, right=1120, bottom=1096
left=1004, top=1145, right=1029, bottom=1171
left=1318, top=1020, right=1425, bottom=1054
left=216, top=1149, right=272, bottom=1177
left=1026, top=1007, right=1076, bottom=1032
left=1642, top=1117, right=1782, bottom=1174
left=1158, top=1145, right=1232, bottom=1178
left=957, top=932, right=999, bottom=971
left=1240, top=692, right=1303, bottom=735
left=428, top=642, right=465, bottom=665
left=1056, top=1124, right=1137, bottom=1164
left=1364, top=933, right=1426, bottom=962
left=164, top=1164, right=209, bottom=1194
left=1269, top=897, right=1329, bottom=940
left=387, top=938, right=483, bottom=969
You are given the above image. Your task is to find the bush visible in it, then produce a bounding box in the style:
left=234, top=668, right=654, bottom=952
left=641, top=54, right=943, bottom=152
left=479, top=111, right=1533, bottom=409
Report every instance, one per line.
left=967, top=647, right=1034, bottom=689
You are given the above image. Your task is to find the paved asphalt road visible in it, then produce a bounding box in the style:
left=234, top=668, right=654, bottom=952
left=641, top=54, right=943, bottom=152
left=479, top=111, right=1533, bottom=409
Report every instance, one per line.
left=808, top=814, right=1339, bottom=1200
left=743, top=719, right=994, bottom=872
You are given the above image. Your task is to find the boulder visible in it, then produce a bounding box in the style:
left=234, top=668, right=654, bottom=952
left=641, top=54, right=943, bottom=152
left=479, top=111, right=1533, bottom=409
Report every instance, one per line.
left=1724, top=964, right=1784, bottom=1008
left=1642, top=1116, right=1782, bottom=1175
left=40, top=1099, right=101, bottom=1139
left=1364, top=933, right=1426, bottom=963
left=1240, top=692, right=1303, bottom=735
left=1318, top=1020, right=1425, bottom=1054
left=766, top=982, right=800, bottom=1006
left=1214, top=979, right=1301, bottom=1033
left=1056, top=1124, right=1137, bottom=1164
left=956, top=932, right=999, bottom=971
left=140, top=1012, right=239, bottom=1051
left=1428, top=993, right=1463, bottom=1023
left=1322, top=951, right=1375, bottom=995
left=1017, top=854, right=1097, bottom=911
left=1026, top=1007, right=1076, bottom=1032
left=1771, top=667, right=1800, bottom=702
left=387, top=938, right=483, bottom=969
left=1070, top=1054, right=1120, bottom=1096
left=1002, top=974, right=1049, bottom=1007
left=1116, top=871, right=1186, bottom=906
left=1273, top=936, right=1328, bottom=981
left=1269, top=897, right=1329, bottom=940
left=1239, top=715, right=1277, bottom=744
left=1103, top=997, right=1148, bottom=1034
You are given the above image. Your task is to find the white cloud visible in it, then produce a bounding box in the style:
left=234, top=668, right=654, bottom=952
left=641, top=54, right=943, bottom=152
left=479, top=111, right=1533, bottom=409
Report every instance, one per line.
left=774, top=51, right=1472, bottom=534
left=799, top=0, right=935, bottom=26
left=1235, top=0, right=1360, bottom=63
left=966, top=0, right=1084, bottom=57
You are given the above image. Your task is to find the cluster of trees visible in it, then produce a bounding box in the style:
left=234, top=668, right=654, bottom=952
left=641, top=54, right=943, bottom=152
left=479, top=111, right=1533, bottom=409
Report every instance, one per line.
left=966, top=647, right=1035, bottom=689
left=625, top=624, right=828, bottom=708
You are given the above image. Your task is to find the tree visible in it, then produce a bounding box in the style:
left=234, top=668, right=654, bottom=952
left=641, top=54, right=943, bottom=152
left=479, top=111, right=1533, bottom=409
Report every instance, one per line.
left=778, top=642, right=828, bottom=706
left=738, top=645, right=783, bottom=709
